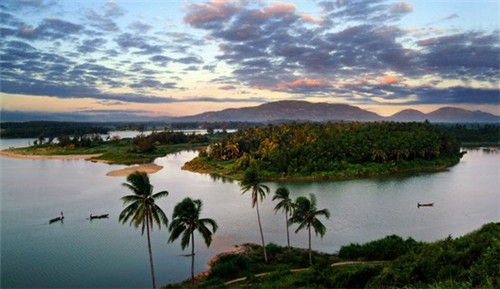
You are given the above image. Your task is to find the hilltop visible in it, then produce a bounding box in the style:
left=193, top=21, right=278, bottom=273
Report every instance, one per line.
left=174, top=100, right=499, bottom=123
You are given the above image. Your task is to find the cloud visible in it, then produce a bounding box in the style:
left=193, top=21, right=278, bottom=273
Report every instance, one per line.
left=128, top=21, right=153, bottom=34
left=16, top=18, right=84, bottom=40
left=183, top=0, right=242, bottom=29
left=104, top=1, right=126, bottom=18
left=382, top=76, right=402, bottom=84
left=389, top=2, right=413, bottom=14
left=218, top=85, right=236, bottom=90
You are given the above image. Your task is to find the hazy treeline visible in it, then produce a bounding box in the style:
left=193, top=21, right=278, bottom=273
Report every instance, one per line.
left=0, top=121, right=109, bottom=138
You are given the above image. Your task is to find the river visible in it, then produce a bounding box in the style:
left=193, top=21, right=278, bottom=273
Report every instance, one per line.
left=0, top=136, right=498, bottom=288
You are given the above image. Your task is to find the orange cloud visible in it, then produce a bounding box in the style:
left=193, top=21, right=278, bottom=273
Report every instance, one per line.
left=251, top=2, right=297, bottom=19
left=382, top=76, right=402, bottom=84
left=301, top=13, right=323, bottom=24
left=287, top=78, right=323, bottom=87
left=184, top=0, right=239, bottom=27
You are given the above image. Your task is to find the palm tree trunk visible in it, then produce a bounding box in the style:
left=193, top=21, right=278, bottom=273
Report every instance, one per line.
left=308, top=225, right=312, bottom=266
left=146, top=214, right=156, bottom=289
left=256, top=201, right=268, bottom=262
left=191, top=230, right=195, bottom=287
left=285, top=209, right=290, bottom=255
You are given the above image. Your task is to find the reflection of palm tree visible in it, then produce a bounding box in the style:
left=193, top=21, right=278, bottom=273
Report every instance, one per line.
left=272, top=187, right=294, bottom=254
left=290, top=193, right=330, bottom=266
left=168, top=198, right=218, bottom=287
left=119, top=172, right=169, bottom=289
left=240, top=166, right=270, bottom=262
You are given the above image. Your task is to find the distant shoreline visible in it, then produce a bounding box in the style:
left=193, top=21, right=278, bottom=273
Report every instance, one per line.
left=0, top=150, right=102, bottom=160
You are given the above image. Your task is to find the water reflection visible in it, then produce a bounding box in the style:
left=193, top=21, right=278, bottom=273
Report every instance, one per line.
left=209, top=173, right=235, bottom=183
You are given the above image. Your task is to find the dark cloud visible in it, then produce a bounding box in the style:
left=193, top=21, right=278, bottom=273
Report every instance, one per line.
left=183, top=0, right=499, bottom=104
left=115, top=33, right=164, bottom=54
left=16, top=18, right=83, bottom=41
left=77, top=38, right=107, bottom=54
left=84, top=8, right=120, bottom=32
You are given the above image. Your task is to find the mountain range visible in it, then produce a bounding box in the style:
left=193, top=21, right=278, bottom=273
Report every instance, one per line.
left=174, top=100, right=499, bottom=123
left=1, top=100, right=498, bottom=123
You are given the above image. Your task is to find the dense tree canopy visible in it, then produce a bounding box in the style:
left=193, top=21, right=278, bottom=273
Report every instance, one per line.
left=196, top=121, right=464, bottom=179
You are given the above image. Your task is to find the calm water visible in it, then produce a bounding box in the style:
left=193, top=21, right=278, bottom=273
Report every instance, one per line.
left=1, top=138, right=498, bottom=288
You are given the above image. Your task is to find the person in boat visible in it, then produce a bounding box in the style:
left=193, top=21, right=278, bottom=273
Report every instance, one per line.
left=60, top=211, right=64, bottom=219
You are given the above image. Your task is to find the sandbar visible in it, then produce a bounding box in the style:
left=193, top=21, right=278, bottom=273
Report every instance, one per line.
left=106, top=163, right=164, bottom=177
left=0, top=150, right=102, bottom=160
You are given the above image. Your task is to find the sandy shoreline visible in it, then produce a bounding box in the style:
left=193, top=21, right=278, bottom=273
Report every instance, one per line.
left=0, top=150, right=102, bottom=160
left=106, top=163, right=164, bottom=177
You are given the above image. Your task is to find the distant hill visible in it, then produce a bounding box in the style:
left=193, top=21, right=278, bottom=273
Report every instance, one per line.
left=2, top=101, right=498, bottom=123
left=388, top=109, right=428, bottom=122
left=389, top=107, right=499, bottom=122
left=174, top=100, right=499, bottom=123
left=174, top=100, right=382, bottom=122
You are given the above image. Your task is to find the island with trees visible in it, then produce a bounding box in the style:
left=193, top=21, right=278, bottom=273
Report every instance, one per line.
left=3, top=130, right=210, bottom=164
left=183, top=121, right=465, bottom=180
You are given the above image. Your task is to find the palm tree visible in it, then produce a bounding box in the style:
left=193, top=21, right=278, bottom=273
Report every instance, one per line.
left=240, top=166, right=270, bottom=262
left=119, top=172, right=169, bottom=289
left=272, top=187, right=294, bottom=254
left=289, top=193, right=330, bottom=266
left=168, top=198, right=218, bottom=287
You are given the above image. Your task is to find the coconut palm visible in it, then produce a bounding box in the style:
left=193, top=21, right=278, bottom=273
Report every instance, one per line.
left=272, top=187, right=294, bottom=254
left=168, top=198, right=218, bottom=286
left=240, top=166, right=270, bottom=262
left=290, top=193, right=330, bottom=266
left=119, top=172, right=169, bottom=289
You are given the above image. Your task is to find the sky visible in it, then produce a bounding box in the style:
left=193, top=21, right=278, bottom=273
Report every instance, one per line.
left=1, top=0, right=499, bottom=120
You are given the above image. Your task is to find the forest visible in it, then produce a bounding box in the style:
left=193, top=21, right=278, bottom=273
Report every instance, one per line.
left=184, top=121, right=465, bottom=180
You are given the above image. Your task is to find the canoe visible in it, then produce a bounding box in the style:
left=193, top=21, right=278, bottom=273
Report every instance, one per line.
left=417, top=202, right=434, bottom=208
left=90, top=214, right=109, bottom=219
left=49, top=216, right=64, bottom=223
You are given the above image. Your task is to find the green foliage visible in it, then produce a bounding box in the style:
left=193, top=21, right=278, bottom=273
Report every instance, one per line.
left=208, top=254, right=252, bottom=280
left=188, top=121, right=465, bottom=180
left=339, top=235, right=424, bottom=261
left=368, top=222, right=500, bottom=288
left=182, top=223, right=499, bottom=289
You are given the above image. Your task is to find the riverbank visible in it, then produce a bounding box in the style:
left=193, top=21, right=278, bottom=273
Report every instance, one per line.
left=0, top=150, right=102, bottom=160
left=182, top=155, right=463, bottom=181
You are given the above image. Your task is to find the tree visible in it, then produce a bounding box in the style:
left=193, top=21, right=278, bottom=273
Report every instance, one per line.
left=272, top=187, right=294, bottom=255
left=290, top=193, right=330, bottom=266
left=119, top=172, right=169, bottom=289
left=168, top=198, right=218, bottom=287
left=240, top=166, right=270, bottom=262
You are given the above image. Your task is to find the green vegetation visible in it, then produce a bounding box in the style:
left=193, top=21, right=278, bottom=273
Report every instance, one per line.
left=438, top=123, right=500, bottom=146
left=119, top=172, right=170, bottom=289
left=289, top=194, right=331, bottom=266
left=168, top=198, right=218, bottom=287
left=165, top=222, right=499, bottom=288
left=184, top=121, right=465, bottom=180
left=272, top=187, right=294, bottom=255
left=240, top=167, right=271, bottom=263
left=4, top=130, right=209, bottom=164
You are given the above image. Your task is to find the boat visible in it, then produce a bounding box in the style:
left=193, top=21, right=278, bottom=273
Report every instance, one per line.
left=50, top=212, right=64, bottom=223
left=418, top=202, right=434, bottom=208
left=90, top=213, right=109, bottom=219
